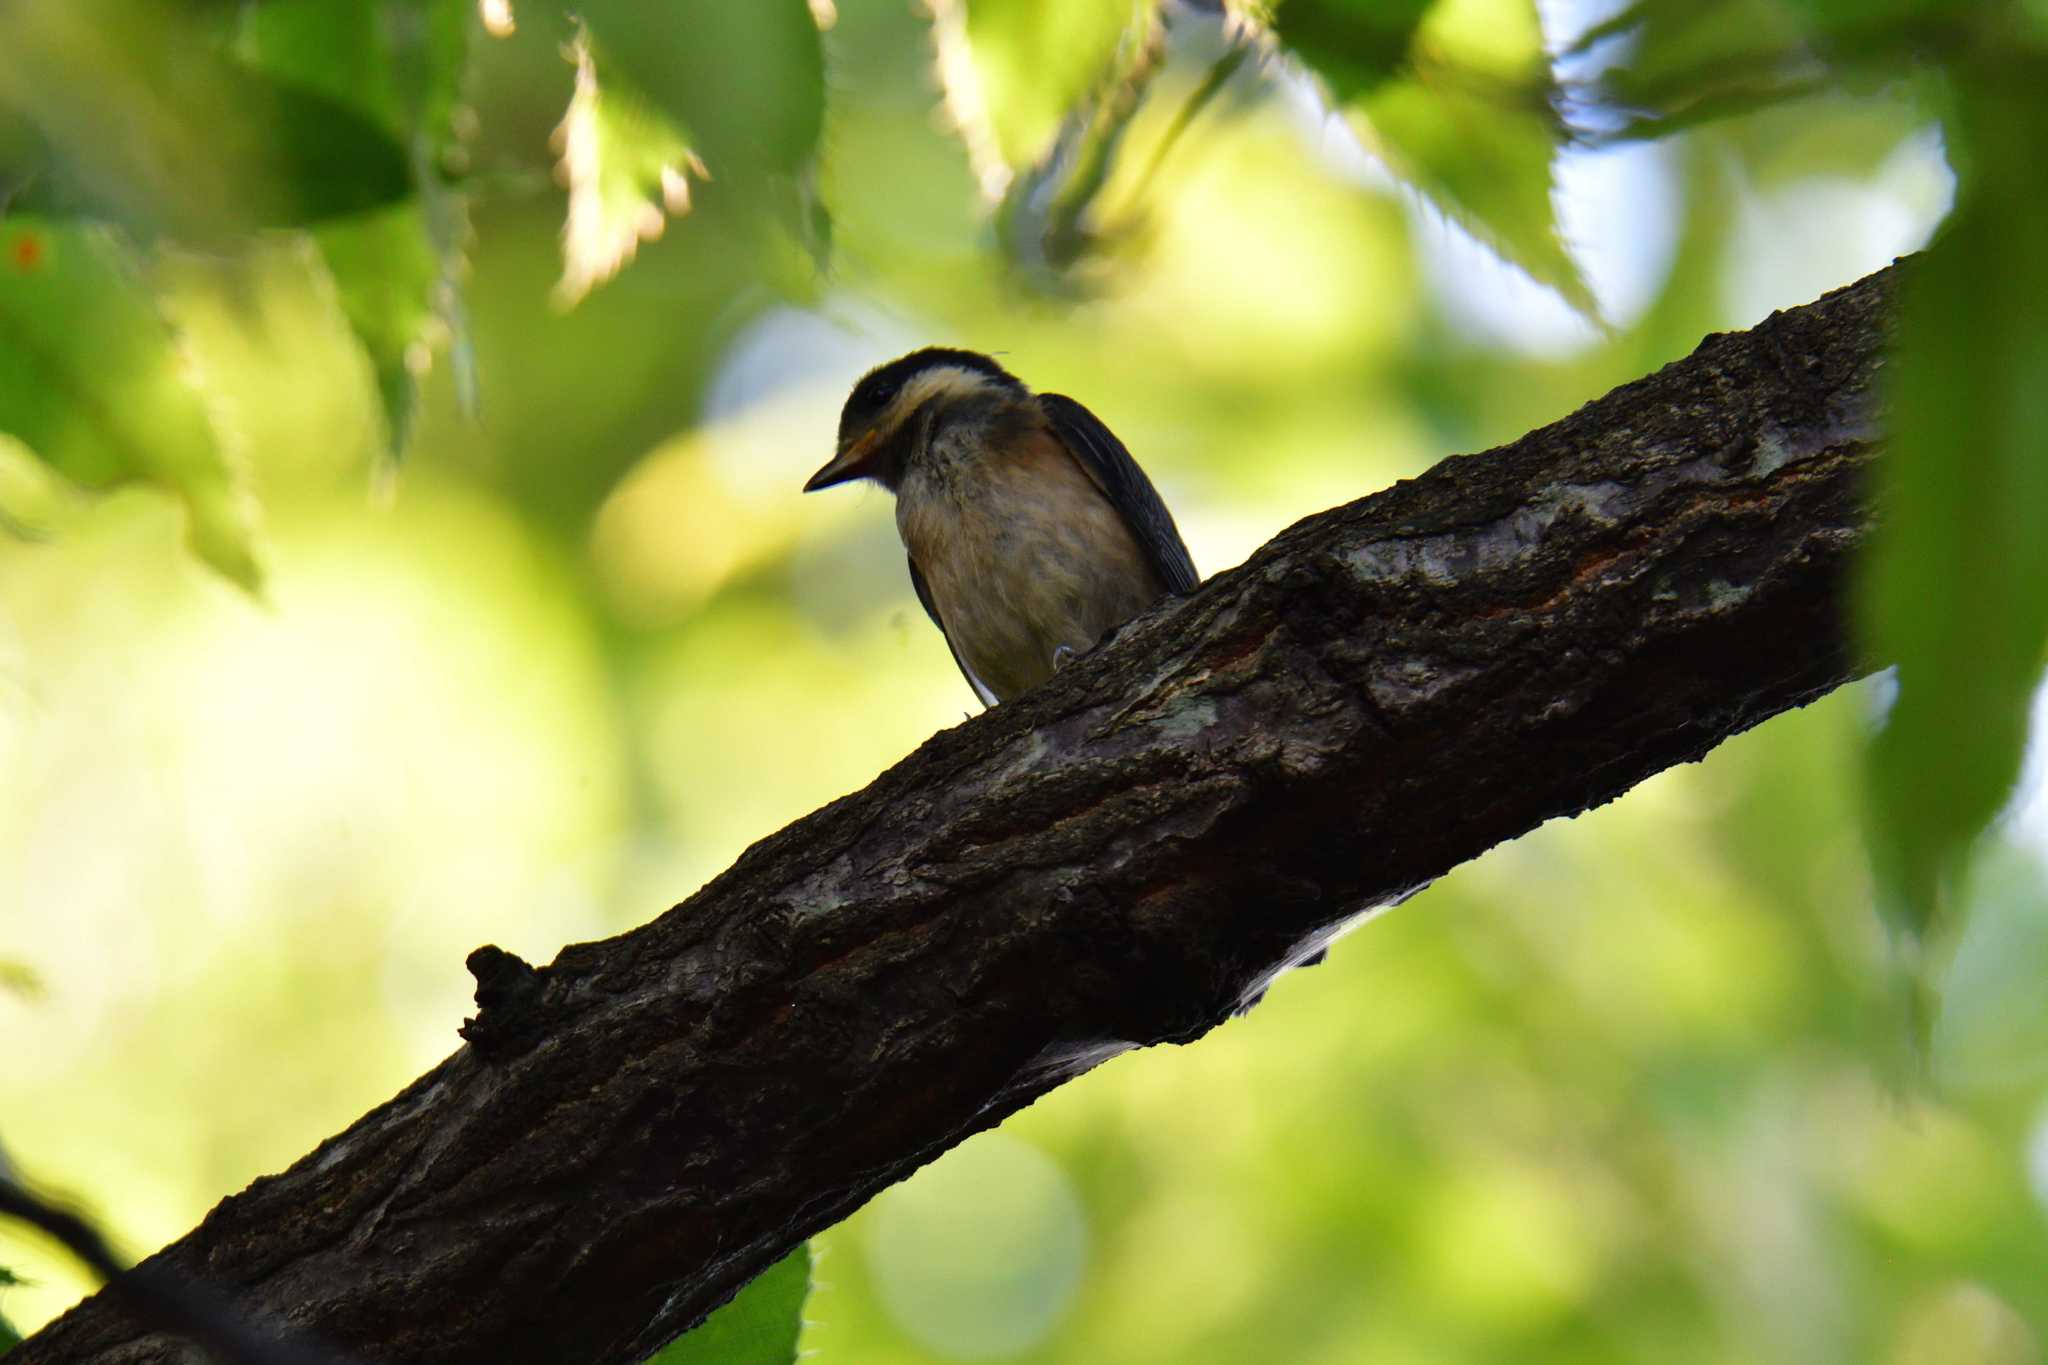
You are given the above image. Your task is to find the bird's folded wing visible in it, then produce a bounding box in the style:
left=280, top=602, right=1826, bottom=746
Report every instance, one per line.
left=1038, top=392, right=1200, bottom=596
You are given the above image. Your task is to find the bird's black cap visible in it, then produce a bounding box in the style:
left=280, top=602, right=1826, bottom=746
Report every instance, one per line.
left=838, top=348, right=1021, bottom=441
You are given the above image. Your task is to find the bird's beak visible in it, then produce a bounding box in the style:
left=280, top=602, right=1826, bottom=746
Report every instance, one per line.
left=804, top=429, right=879, bottom=492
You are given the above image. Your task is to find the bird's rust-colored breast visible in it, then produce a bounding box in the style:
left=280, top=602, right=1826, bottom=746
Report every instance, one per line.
left=898, top=421, right=1166, bottom=701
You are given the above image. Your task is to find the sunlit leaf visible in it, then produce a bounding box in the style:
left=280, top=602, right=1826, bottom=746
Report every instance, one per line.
left=930, top=0, right=1161, bottom=199
left=235, top=0, right=474, bottom=455
left=538, top=2, right=825, bottom=299
left=313, top=205, right=445, bottom=452
left=0, top=219, right=261, bottom=589
left=1862, top=82, right=2048, bottom=942
left=1280, top=0, right=1597, bottom=317
left=924, top=0, right=1177, bottom=283
left=988, top=5, right=1176, bottom=278
left=576, top=0, right=823, bottom=192
left=650, top=1244, right=810, bottom=1365
left=552, top=31, right=708, bottom=308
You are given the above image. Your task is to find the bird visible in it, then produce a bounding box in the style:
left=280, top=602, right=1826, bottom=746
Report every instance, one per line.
left=803, top=348, right=1199, bottom=706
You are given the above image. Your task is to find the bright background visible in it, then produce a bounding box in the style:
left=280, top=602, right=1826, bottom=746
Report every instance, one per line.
left=5, top=1, right=2048, bottom=1362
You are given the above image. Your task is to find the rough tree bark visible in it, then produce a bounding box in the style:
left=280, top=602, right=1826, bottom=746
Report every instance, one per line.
left=18, top=262, right=1898, bottom=1365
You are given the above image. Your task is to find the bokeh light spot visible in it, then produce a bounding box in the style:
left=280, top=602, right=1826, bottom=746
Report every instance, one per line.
left=1888, top=1282, right=2038, bottom=1365
left=863, top=1132, right=1088, bottom=1359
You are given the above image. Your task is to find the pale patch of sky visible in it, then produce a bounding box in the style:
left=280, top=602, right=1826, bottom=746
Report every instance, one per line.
left=1723, top=125, right=1954, bottom=328
left=698, top=301, right=926, bottom=502
left=1415, top=139, right=1679, bottom=354
left=1287, top=0, right=1954, bottom=357
left=702, top=301, right=914, bottom=426
left=1409, top=0, right=1681, bottom=353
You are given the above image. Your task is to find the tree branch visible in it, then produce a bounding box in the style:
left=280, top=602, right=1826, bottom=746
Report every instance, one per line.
left=17, top=261, right=1898, bottom=1365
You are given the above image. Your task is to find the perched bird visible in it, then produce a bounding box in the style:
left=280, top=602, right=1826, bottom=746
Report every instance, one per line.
left=804, top=348, right=1199, bottom=705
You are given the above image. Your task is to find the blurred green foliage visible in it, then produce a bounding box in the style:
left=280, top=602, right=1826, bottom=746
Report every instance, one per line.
left=231, top=0, right=475, bottom=453
left=0, top=0, right=2045, bottom=1361
left=1860, top=15, right=2048, bottom=957
left=0, top=1, right=414, bottom=234
left=0, top=218, right=260, bottom=587
left=953, top=0, right=1158, bottom=173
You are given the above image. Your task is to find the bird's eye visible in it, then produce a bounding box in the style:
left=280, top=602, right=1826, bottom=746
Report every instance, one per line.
left=869, top=382, right=898, bottom=407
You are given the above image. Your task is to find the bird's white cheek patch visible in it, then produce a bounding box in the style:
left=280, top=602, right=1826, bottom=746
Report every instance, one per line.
left=898, top=367, right=998, bottom=415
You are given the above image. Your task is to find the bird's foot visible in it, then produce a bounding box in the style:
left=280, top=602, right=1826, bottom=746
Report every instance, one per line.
left=1052, top=622, right=1128, bottom=675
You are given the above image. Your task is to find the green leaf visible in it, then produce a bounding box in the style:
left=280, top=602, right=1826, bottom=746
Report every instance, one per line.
left=235, top=0, right=469, bottom=145
left=545, top=2, right=825, bottom=301
left=0, top=0, right=413, bottom=240
left=1861, top=82, right=2048, bottom=942
left=987, top=2, right=1175, bottom=279
left=1774, top=0, right=1956, bottom=38
left=235, top=0, right=473, bottom=456
left=0, top=1263, right=17, bottom=1353
left=0, top=1261, right=25, bottom=1353
left=1273, top=0, right=1435, bottom=96
left=0, top=433, right=84, bottom=539
left=0, top=72, right=412, bottom=232
left=576, top=0, right=824, bottom=192
left=552, top=30, right=709, bottom=307
left=923, top=0, right=1172, bottom=283
left=1572, top=0, right=1802, bottom=83
left=311, top=205, right=445, bottom=453
left=931, top=0, right=1161, bottom=196
left=1572, top=0, right=1951, bottom=142
left=1280, top=0, right=1597, bottom=317
left=650, top=1245, right=810, bottom=1365
left=0, top=219, right=261, bottom=589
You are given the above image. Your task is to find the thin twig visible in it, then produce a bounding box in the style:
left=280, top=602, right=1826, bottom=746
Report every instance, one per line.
left=0, top=1179, right=356, bottom=1365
